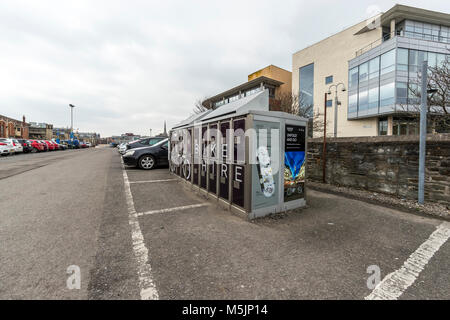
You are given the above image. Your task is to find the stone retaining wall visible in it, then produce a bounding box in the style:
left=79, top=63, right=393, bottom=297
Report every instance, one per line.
left=307, top=134, right=450, bottom=205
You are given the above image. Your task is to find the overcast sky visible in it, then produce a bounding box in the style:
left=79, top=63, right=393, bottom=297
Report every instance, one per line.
left=0, top=0, right=448, bottom=137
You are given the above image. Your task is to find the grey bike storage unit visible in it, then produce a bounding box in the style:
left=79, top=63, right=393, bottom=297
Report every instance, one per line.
left=169, top=90, right=308, bottom=219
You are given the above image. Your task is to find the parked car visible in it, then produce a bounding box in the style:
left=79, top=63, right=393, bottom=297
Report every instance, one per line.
left=57, top=143, right=67, bottom=150
left=29, top=140, right=44, bottom=152
left=80, top=141, right=88, bottom=148
left=11, top=139, right=23, bottom=154
left=43, top=140, right=55, bottom=151
left=38, top=140, right=48, bottom=151
left=17, top=139, right=33, bottom=153
left=122, top=138, right=169, bottom=170
left=50, top=141, right=60, bottom=150
left=0, top=138, right=15, bottom=156
left=122, top=137, right=166, bottom=155
left=86, top=142, right=92, bottom=147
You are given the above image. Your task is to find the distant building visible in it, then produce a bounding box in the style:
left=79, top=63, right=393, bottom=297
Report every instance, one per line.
left=202, top=65, right=292, bottom=112
left=0, top=115, right=29, bottom=139
left=77, top=132, right=100, bottom=144
left=108, top=133, right=142, bottom=144
left=29, top=122, right=53, bottom=140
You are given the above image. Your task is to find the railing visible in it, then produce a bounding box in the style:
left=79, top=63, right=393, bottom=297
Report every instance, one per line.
left=355, top=30, right=450, bottom=57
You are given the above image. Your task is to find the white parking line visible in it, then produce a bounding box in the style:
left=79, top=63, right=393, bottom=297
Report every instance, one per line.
left=121, top=158, right=159, bottom=300
left=365, top=221, right=450, bottom=300
left=129, top=179, right=177, bottom=184
left=136, top=203, right=210, bottom=217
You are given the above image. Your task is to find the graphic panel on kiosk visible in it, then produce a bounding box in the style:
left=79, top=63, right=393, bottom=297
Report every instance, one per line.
left=251, top=120, right=280, bottom=210
left=284, top=124, right=306, bottom=202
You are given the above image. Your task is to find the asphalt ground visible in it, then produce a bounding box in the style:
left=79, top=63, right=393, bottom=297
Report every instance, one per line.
left=0, top=146, right=448, bottom=299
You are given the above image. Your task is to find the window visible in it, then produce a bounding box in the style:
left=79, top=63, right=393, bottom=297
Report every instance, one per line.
left=349, top=67, right=359, bottom=89
left=358, top=88, right=368, bottom=112
left=326, top=100, right=332, bottom=107
left=368, top=87, right=379, bottom=111
left=348, top=93, right=357, bottom=115
left=380, top=82, right=395, bottom=107
left=380, top=49, right=395, bottom=75
left=369, top=57, right=380, bottom=79
left=396, top=82, right=408, bottom=105
left=393, top=117, right=419, bottom=135
left=408, top=82, right=420, bottom=105
left=325, top=75, right=333, bottom=84
left=397, top=48, right=408, bottom=71
left=359, top=62, right=368, bottom=83
left=299, top=63, right=314, bottom=117
left=378, top=118, right=388, bottom=136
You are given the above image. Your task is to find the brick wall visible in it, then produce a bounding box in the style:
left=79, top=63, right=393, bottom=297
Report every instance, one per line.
left=307, top=134, right=450, bottom=205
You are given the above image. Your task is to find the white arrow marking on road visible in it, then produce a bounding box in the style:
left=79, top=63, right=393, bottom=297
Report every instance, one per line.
left=366, top=221, right=450, bottom=300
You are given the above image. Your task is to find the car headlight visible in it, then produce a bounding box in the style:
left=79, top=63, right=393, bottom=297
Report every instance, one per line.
left=124, top=150, right=135, bottom=156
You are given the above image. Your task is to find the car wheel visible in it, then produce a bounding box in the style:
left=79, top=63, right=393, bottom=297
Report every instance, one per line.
left=138, top=155, right=156, bottom=170
left=31, top=148, right=38, bottom=153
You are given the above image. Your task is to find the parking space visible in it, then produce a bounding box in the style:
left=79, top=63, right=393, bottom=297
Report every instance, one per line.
left=120, top=152, right=450, bottom=300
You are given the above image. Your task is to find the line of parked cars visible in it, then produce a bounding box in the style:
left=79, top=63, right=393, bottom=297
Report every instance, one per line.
left=0, top=138, right=93, bottom=156
left=118, top=137, right=169, bottom=170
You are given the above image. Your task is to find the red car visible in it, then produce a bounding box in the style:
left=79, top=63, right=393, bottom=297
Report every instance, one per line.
left=50, top=141, right=59, bottom=150
left=44, top=140, right=55, bottom=151
left=80, top=142, right=88, bottom=148
left=29, top=140, right=44, bottom=152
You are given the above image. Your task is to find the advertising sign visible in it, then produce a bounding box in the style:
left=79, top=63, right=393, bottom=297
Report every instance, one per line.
left=284, top=125, right=306, bottom=202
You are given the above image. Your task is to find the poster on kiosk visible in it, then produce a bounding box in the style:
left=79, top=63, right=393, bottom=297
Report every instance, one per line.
left=284, top=125, right=306, bottom=202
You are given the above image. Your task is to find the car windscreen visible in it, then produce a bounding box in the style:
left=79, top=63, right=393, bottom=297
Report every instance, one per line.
left=152, top=138, right=168, bottom=147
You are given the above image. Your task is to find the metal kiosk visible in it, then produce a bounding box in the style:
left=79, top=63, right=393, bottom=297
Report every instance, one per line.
left=169, top=90, right=308, bottom=219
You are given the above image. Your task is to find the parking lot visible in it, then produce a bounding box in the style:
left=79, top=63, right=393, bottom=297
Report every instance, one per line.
left=106, top=148, right=450, bottom=299
left=0, top=146, right=449, bottom=299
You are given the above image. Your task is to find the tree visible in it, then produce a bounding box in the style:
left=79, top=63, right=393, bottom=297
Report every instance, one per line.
left=402, top=54, right=450, bottom=133
left=193, top=97, right=211, bottom=114
left=277, top=92, right=326, bottom=136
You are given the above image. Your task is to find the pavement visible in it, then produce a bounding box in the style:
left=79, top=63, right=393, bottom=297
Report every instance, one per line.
left=0, top=146, right=448, bottom=299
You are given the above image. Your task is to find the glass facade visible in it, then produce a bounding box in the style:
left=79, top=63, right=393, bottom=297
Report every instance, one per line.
left=398, top=20, right=450, bottom=44
left=348, top=47, right=449, bottom=119
left=299, top=63, right=314, bottom=117
left=348, top=49, right=396, bottom=118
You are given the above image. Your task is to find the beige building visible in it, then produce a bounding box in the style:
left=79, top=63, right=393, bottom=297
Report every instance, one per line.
left=292, top=4, right=450, bottom=137
left=203, top=65, right=292, bottom=111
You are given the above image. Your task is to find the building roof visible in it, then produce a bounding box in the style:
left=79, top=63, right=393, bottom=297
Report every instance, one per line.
left=203, top=76, right=283, bottom=106
left=355, top=4, right=450, bottom=35
left=172, top=90, right=270, bottom=129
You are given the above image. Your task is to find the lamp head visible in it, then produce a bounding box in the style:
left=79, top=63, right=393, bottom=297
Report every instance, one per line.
left=327, top=90, right=332, bottom=95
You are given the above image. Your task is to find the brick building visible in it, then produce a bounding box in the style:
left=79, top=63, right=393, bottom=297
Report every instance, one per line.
left=0, top=114, right=29, bottom=139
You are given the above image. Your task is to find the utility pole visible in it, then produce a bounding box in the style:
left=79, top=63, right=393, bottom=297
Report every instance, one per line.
left=69, top=104, right=75, bottom=139
left=418, top=60, right=428, bottom=205
left=323, top=93, right=327, bottom=183
left=149, top=128, right=152, bottom=137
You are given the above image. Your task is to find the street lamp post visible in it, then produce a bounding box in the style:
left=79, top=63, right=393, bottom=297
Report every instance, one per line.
left=327, top=83, right=346, bottom=138
left=69, top=104, right=75, bottom=139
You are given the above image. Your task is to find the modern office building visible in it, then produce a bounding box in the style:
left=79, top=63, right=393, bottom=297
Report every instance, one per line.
left=292, top=4, right=449, bottom=137
left=203, top=65, right=292, bottom=111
